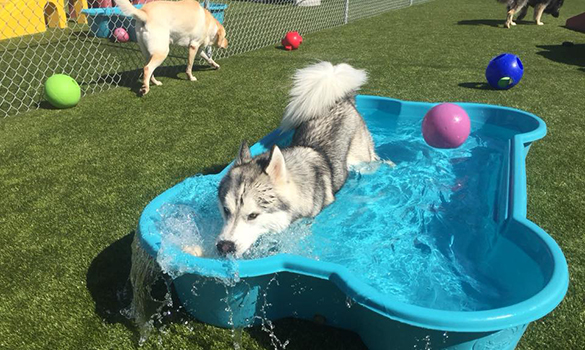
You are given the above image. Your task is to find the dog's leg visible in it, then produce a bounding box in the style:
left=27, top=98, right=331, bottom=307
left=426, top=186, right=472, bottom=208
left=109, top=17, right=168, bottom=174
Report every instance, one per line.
left=516, top=5, right=528, bottom=21
left=150, top=75, right=162, bottom=86
left=137, top=41, right=162, bottom=87
left=505, top=8, right=516, bottom=28
left=186, top=44, right=200, bottom=82
left=141, top=51, right=168, bottom=96
left=200, top=50, right=220, bottom=70
left=534, top=3, right=546, bottom=25
left=138, top=41, right=162, bottom=87
left=347, top=123, right=395, bottom=173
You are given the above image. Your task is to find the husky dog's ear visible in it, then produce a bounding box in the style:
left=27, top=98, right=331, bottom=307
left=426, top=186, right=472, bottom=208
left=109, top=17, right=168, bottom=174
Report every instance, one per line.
left=235, top=140, right=252, bottom=165
left=265, top=145, right=287, bottom=184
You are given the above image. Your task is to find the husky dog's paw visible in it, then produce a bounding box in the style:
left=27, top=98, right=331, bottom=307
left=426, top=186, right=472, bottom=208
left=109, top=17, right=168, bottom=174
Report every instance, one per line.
left=212, top=63, right=220, bottom=70
left=182, top=244, right=203, bottom=257
left=189, top=75, right=198, bottom=82
left=511, top=21, right=517, bottom=26
left=536, top=21, right=544, bottom=25
left=151, top=79, right=163, bottom=86
left=351, top=160, right=395, bottom=174
left=139, top=85, right=150, bottom=96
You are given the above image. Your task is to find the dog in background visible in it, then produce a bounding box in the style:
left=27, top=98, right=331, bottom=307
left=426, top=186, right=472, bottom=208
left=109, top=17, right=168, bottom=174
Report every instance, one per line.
left=215, top=62, right=380, bottom=257
left=116, top=0, right=228, bottom=95
left=497, top=0, right=564, bottom=28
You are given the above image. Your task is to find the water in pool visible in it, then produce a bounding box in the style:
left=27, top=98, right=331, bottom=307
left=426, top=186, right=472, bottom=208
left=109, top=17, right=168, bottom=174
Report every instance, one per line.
left=153, top=112, right=510, bottom=312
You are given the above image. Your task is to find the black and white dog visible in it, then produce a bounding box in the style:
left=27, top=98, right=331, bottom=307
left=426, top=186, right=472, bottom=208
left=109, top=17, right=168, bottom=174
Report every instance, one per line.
left=215, top=62, right=382, bottom=257
left=497, top=0, right=564, bottom=28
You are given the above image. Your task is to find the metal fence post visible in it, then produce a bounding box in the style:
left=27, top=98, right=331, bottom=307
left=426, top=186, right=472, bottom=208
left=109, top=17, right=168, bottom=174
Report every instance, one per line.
left=204, top=0, right=213, bottom=59
left=344, top=0, right=350, bottom=24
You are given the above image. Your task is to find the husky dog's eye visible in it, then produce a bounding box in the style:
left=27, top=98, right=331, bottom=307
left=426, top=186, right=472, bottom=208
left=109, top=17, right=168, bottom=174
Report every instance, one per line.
left=223, top=207, right=230, bottom=216
left=247, top=213, right=259, bottom=221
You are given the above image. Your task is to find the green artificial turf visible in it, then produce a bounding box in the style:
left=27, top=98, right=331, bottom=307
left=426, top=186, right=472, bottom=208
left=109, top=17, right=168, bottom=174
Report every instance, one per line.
left=1, top=0, right=584, bottom=349
left=1, top=0, right=431, bottom=117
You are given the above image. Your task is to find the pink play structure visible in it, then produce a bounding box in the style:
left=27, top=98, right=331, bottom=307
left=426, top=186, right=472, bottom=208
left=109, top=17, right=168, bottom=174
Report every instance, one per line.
left=566, top=12, right=585, bottom=33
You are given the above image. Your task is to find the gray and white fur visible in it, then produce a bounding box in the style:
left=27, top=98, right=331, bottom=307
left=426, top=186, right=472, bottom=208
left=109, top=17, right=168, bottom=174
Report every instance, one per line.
left=216, top=62, right=378, bottom=256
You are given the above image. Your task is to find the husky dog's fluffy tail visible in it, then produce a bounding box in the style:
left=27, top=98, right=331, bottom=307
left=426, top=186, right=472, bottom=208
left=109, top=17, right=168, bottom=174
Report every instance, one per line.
left=281, top=61, right=367, bottom=131
left=115, top=0, right=149, bottom=22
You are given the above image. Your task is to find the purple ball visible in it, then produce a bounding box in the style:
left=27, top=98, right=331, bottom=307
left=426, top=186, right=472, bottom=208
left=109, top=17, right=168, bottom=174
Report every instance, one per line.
left=113, top=27, right=129, bottom=42
left=422, top=103, right=471, bottom=149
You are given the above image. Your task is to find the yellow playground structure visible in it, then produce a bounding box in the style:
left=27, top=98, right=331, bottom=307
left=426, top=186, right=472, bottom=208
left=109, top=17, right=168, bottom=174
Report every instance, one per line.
left=0, top=0, right=89, bottom=40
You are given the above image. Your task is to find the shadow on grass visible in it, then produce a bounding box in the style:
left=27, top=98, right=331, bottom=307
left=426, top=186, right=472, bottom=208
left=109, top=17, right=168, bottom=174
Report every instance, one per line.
left=85, top=164, right=227, bottom=335
left=536, top=43, right=585, bottom=69
left=201, top=163, right=230, bottom=175
left=275, top=44, right=294, bottom=51
left=85, top=231, right=196, bottom=343
left=456, top=19, right=534, bottom=27
left=78, top=40, right=217, bottom=95
left=92, top=64, right=218, bottom=96
left=86, top=232, right=137, bottom=332
left=458, top=82, right=493, bottom=90
left=38, top=101, right=60, bottom=110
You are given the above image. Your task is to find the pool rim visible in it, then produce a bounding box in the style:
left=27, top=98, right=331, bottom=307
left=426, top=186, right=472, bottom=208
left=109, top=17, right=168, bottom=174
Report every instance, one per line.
left=137, top=95, right=569, bottom=333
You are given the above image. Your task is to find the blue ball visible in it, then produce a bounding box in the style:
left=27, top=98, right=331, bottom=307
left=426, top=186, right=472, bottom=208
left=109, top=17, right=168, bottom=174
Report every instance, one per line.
left=485, top=53, right=524, bottom=90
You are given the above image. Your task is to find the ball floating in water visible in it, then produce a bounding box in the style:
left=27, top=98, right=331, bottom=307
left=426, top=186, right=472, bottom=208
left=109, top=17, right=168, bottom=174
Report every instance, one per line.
left=44, top=74, right=81, bottom=109
left=113, top=27, right=129, bottom=42
left=422, top=103, right=471, bottom=149
left=485, top=53, right=524, bottom=90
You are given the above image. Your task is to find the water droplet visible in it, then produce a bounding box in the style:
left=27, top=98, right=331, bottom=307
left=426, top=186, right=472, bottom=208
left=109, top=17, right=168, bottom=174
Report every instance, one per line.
left=345, top=296, right=355, bottom=308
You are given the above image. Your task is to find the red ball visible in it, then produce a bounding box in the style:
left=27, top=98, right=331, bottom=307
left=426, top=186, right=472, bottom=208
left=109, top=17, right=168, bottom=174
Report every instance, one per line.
left=282, top=31, right=303, bottom=50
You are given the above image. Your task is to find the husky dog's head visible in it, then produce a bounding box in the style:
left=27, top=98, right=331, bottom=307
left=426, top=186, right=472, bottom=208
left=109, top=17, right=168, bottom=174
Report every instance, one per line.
left=216, top=142, right=293, bottom=256
left=545, top=0, right=564, bottom=18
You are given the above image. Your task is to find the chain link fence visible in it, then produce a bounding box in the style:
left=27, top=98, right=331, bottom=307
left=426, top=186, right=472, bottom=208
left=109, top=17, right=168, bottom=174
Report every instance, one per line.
left=0, top=0, right=434, bottom=118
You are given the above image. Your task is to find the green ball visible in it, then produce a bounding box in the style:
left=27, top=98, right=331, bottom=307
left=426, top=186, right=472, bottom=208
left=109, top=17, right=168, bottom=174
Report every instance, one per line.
left=44, top=74, right=81, bottom=109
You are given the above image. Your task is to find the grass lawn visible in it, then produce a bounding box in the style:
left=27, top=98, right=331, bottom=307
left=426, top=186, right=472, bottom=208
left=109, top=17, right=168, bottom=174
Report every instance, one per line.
left=1, top=0, right=584, bottom=349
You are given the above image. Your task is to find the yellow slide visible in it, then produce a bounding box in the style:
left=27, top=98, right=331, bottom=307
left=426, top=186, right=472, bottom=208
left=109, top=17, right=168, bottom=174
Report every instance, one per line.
left=0, top=0, right=88, bottom=41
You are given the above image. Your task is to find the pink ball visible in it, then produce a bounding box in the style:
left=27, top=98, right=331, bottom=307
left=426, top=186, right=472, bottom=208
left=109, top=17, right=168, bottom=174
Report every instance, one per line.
left=422, top=103, right=470, bottom=149
left=113, top=28, right=129, bottom=42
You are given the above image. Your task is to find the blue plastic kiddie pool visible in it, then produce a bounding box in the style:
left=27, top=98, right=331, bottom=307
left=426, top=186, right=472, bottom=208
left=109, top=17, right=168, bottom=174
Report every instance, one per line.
left=136, top=95, right=568, bottom=350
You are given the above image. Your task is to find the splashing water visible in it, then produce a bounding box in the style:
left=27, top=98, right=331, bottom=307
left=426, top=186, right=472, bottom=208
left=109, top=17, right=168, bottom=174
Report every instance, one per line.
left=125, top=235, right=172, bottom=344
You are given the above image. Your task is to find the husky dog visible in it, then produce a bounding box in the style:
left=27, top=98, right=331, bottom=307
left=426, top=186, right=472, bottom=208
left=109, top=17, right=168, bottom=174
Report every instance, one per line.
left=497, top=0, right=564, bottom=28
left=216, top=62, right=379, bottom=256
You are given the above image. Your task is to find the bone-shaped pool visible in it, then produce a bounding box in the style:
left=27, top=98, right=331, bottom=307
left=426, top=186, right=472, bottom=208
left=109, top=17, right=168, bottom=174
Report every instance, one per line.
left=136, top=95, right=568, bottom=350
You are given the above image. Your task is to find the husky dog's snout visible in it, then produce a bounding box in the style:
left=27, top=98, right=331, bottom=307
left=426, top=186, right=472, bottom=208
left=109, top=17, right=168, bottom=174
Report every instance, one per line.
left=217, top=240, right=236, bottom=255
